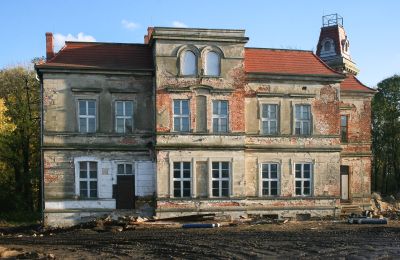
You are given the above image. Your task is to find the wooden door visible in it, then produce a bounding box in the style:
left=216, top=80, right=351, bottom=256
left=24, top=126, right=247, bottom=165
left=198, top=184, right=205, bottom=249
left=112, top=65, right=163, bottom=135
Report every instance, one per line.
left=116, top=175, right=135, bottom=209
left=340, top=166, right=349, bottom=200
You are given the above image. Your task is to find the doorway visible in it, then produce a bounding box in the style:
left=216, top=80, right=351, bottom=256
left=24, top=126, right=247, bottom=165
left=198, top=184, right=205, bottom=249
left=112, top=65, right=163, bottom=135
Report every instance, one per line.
left=340, top=165, right=350, bottom=201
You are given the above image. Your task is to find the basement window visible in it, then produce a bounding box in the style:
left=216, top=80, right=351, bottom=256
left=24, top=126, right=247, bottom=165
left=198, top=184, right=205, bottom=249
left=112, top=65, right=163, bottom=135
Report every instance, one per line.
left=78, top=161, right=98, bottom=198
left=173, top=162, right=191, bottom=198
left=295, top=163, right=312, bottom=196
left=212, top=162, right=230, bottom=197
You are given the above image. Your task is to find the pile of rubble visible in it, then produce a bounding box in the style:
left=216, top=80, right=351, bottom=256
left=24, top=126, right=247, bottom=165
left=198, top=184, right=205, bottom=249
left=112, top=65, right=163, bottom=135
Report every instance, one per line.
left=370, top=192, right=400, bottom=220
left=0, top=246, right=54, bottom=259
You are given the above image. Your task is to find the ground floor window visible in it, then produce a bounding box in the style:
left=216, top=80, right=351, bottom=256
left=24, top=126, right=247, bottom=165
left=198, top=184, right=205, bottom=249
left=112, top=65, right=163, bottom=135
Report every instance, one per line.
left=261, top=163, right=279, bottom=196
left=79, top=161, right=98, bottom=198
left=173, top=162, right=191, bottom=197
left=212, top=162, right=230, bottom=197
left=295, top=163, right=312, bottom=196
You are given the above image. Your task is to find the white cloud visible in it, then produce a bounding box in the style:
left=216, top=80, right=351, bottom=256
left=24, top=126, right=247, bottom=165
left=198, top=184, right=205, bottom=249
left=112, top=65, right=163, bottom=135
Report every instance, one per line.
left=121, top=19, right=140, bottom=30
left=53, top=32, right=96, bottom=51
left=172, top=21, right=188, bottom=28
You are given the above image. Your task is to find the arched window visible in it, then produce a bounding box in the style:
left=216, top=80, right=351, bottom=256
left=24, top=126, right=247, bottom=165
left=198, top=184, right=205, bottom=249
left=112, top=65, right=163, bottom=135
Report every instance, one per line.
left=181, top=50, right=196, bottom=76
left=324, top=41, right=331, bottom=52
left=205, top=51, right=220, bottom=76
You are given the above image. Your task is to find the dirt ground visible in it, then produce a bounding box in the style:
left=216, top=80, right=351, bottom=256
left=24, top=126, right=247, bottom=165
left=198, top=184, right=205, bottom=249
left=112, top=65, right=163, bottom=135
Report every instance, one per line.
left=1, top=221, right=400, bottom=259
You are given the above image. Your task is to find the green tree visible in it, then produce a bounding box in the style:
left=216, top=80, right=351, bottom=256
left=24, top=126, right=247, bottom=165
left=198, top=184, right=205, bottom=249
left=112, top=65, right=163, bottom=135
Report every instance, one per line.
left=0, top=66, right=40, bottom=212
left=372, top=75, right=400, bottom=194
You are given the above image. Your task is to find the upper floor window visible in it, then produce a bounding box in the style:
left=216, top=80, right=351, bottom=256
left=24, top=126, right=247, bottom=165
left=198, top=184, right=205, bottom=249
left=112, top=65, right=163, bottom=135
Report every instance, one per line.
left=212, top=162, right=230, bottom=197
left=341, top=115, right=348, bottom=143
left=173, top=100, right=190, bottom=132
left=295, top=104, right=311, bottom=135
left=204, top=51, right=220, bottom=76
left=261, top=163, right=280, bottom=196
left=78, top=100, right=96, bottom=133
left=181, top=50, right=197, bottom=76
left=79, top=161, right=98, bottom=198
left=115, top=101, right=133, bottom=133
left=261, top=104, right=278, bottom=135
left=212, top=100, right=228, bottom=133
left=173, top=162, right=191, bottom=198
left=295, top=163, right=312, bottom=196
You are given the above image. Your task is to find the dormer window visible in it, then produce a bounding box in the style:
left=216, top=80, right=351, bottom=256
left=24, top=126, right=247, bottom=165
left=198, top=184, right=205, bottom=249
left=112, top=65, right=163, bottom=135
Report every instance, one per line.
left=181, top=50, right=197, bottom=76
left=324, top=41, right=331, bottom=52
left=204, top=51, right=220, bottom=76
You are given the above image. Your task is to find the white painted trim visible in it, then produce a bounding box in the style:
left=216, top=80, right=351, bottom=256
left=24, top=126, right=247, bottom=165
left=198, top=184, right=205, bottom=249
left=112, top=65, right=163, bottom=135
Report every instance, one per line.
left=292, top=161, right=314, bottom=197
left=258, top=162, right=281, bottom=197
left=74, top=157, right=102, bottom=198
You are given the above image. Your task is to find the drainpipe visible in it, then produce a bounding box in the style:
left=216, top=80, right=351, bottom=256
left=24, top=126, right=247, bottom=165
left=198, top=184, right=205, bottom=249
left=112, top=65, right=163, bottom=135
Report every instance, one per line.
left=37, top=71, right=45, bottom=225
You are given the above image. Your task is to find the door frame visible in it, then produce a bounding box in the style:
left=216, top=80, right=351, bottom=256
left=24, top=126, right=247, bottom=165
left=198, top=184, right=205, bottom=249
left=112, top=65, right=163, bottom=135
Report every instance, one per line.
left=340, top=165, right=350, bottom=202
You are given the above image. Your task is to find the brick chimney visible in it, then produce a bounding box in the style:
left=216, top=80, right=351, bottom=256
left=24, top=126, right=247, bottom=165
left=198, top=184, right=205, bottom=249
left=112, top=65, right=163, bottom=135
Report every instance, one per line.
left=144, top=27, right=154, bottom=44
left=46, top=32, right=54, bottom=60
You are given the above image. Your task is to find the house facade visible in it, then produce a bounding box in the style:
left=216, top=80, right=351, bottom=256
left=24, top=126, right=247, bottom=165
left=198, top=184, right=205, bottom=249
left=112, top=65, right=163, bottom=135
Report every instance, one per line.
left=36, top=15, right=375, bottom=226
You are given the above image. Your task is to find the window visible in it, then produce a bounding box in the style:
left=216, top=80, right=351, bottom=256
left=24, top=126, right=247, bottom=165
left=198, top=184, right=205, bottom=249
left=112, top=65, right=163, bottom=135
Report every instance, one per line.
left=78, top=100, right=96, bottom=133
left=117, top=163, right=134, bottom=175
left=261, top=163, right=279, bottom=196
left=115, top=101, right=133, bottom=133
left=205, top=51, right=220, bottom=76
left=181, top=50, right=196, bottom=76
left=212, top=100, right=228, bottom=133
left=324, top=41, right=331, bottom=52
left=173, top=162, right=191, bottom=197
left=341, top=115, right=348, bottom=143
left=212, top=162, right=230, bottom=197
left=261, top=104, right=278, bottom=135
left=173, top=100, right=190, bottom=132
left=295, top=104, right=311, bottom=135
left=295, top=163, right=312, bottom=196
left=79, top=161, right=98, bottom=198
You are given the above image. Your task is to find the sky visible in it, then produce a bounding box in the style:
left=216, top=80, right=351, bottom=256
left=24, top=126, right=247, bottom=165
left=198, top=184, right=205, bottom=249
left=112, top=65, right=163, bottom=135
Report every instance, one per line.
left=1, top=0, right=399, bottom=87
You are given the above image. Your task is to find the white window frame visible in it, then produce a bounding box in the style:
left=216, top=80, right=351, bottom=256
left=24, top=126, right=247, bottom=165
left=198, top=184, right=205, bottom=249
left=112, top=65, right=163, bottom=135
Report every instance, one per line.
left=173, top=99, right=190, bottom=132
left=172, top=161, right=192, bottom=198
left=115, top=100, right=134, bottom=133
left=294, top=104, right=311, bottom=135
left=294, top=162, right=313, bottom=196
left=180, top=50, right=197, bottom=76
left=73, top=157, right=101, bottom=199
left=261, top=104, right=278, bottom=135
left=211, top=161, right=231, bottom=198
left=259, top=163, right=280, bottom=196
left=212, top=100, right=229, bottom=133
left=78, top=99, right=96, bottom=133
left=204, top=51, right=220, bottom=76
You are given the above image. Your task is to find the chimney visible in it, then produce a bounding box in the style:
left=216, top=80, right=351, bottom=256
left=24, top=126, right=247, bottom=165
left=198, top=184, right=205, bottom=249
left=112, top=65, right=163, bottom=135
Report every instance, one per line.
left=46, top=32, right=54, bottom=60
left=144, top=27, right=154, bottom=44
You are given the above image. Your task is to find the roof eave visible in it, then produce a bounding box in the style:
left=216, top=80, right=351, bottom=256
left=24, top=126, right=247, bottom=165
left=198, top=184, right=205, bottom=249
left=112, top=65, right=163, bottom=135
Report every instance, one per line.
left=246, top=72, right=345, bottom=83
left=35, top=64, right=154, bottom=76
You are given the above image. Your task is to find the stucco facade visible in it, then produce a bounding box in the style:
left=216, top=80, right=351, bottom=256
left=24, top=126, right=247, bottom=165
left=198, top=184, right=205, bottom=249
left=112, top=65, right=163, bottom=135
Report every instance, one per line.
left=36, top=16, right=375, bottom=226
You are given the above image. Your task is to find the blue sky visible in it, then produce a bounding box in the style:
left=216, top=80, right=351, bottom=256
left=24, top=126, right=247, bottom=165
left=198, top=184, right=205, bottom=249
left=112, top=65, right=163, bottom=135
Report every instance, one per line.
left=1, top=0, right=399, bottom=87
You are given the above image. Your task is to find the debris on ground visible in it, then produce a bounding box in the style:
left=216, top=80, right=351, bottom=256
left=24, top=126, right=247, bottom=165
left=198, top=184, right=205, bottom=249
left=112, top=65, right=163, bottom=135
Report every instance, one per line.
left=0, top=246, right=55, bottom=259
left=182, top=223, right=220, bottom=228
left=370, top=192, right=400, bottom=220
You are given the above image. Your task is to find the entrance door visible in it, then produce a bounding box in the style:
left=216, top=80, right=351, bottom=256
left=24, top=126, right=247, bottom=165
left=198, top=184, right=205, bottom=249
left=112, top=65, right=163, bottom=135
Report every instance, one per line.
left=340, top=166, right=349, bottom=201
left=116, top=175, right=135, bottom=209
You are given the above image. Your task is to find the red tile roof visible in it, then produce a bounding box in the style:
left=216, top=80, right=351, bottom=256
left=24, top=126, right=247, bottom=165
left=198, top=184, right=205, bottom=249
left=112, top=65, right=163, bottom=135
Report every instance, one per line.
left=38, top=42, right=153, bottom=71
left=244, top=48, right=341, bottom=76
left=341, top=74, right=376, bottom=92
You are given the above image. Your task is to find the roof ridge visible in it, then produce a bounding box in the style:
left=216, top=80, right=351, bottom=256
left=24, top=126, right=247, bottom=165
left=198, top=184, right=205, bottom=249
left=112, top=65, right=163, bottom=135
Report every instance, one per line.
left=245, top=47, right=312, bottom=53
left=65, top=41, right=149, bottom=46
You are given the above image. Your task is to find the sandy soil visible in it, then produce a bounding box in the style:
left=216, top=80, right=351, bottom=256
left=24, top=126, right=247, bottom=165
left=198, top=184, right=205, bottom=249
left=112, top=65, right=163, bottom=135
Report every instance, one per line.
left=1, top=221, right=400, bottom=259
